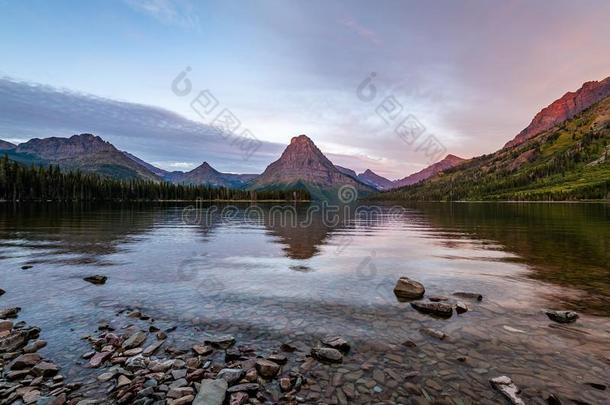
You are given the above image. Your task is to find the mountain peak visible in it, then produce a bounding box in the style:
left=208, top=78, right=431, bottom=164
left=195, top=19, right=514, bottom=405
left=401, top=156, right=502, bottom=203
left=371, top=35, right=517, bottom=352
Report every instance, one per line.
left=250, top=135, right=374, bottom=197
left=505, top=76, right=610, bottom=148
left=393, top=154, right=465, bottom=188
left=290, top=134, right=313, bottom=145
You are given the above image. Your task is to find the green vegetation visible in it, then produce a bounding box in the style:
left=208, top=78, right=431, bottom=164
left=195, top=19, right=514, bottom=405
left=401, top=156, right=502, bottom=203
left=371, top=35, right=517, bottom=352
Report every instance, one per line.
left=375, top=98, right=610, bottom=201
left=0, top=155, right=309, bottom=202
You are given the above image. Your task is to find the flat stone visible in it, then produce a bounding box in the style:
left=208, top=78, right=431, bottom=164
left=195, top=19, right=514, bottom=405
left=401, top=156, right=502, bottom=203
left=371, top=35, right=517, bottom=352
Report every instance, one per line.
left=117, top=375, right=131, bottom=388
left=255, top=359, right=280, bottom=379
left=168, top=387, right=194, bottom=399
left=83, top=275, right=107, bottom=285
left=321, top=336, right=351, bottom=352
left=9, top=353, right=41, bottom=370
left=226, top=383, right=259, bottom=393
left=32, top=361, right=59, bottom=377
left=142, top=340, right=164, bottom=356
left=411, top=301, right=453, bottom=318
left=311, top=347, right=343, bottom=363
left=23, top=339, right=47, bottom=353
left=0, top=319, right=12, bottom=332
left=217, top=368, right=244, bottom=385
left=123, top=348, right=143, bottom=356
left=490, top=376, right=525, bottom=405
left=204, top=335, right=235, bottom=349
left=420, top=327, right=447, bottom=340
left=453, top=292, right=483, bottom=301
left=193, top=378, right=228, bottom=405
left=89, top=351, right=112, bottom=368
left=393, top=277, right=425, bottom=300
left=125, top=354, right=147, bottom=370
left=122, top=331, right=147, bottom=349
left=169, top=395, right=195, bottom=405
left=544, top=310, right=579, bottom=324
left=192, top=344, right=213, bottom=355
left=267, top=353, right=288, bottom=364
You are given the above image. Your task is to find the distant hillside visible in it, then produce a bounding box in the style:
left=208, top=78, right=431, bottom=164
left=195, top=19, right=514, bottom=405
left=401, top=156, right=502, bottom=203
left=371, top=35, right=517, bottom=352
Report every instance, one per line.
left=10, top=134, right=160, bottom=181
left=393, top=155, right=465, bottom=188
left=0, top=139, right=16, bottom=150
left=377, top=96, right=610, bottom=201
left=170, top=162, right=257, bottom=189
left=123, top=151, right=169, bottom=178
left=358, top=169, right=394, bottom=190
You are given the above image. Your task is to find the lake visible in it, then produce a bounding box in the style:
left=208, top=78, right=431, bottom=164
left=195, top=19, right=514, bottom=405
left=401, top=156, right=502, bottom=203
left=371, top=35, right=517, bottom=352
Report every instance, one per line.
left=1, top=202, right=609, bottom=404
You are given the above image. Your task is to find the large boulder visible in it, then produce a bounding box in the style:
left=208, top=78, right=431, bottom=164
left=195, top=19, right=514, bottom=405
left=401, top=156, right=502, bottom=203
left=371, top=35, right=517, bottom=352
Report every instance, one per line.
left=255, top=359, right=280, bottom=379
left=393, top=277, right=425, bottom=300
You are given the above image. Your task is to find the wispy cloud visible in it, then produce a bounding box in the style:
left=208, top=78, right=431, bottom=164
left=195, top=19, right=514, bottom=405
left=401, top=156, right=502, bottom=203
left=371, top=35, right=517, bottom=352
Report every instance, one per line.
left=123, top=0, right=200, bottom=30
left=338, top=16, right=381, bottom=46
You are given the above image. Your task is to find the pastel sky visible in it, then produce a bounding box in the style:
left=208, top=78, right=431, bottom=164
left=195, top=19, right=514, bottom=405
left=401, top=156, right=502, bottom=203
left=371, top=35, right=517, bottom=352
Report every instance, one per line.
left=1, top=0, right=610, bottom=179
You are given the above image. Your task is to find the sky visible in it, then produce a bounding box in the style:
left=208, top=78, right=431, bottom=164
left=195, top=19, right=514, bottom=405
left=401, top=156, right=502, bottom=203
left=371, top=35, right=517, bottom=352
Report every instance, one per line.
left=1, top=0, right=610, bottom=179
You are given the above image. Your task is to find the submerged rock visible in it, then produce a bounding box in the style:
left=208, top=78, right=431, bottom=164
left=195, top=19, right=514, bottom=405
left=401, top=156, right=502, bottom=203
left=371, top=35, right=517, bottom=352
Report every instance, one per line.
left=545, top=310, right=579, bottom=324
left=393, top=277, right=425, bottom=300
left=84, top=275, right=107, bottom=285
left=0, top=288, right=5, bottom=296
left=216, top=368, right=244, bottom=385
left=204, top=335, right=236, bottom=349
left=420, top=327, right=447, bottom=340
left=490, top=376, right=525, bottom=405
left=311, top=347, right=343, bottom=363
left=410, top=301, right=453, bottom=318
left=453, top=292, right=483, bottom=301
left=193, top=379, right=228, bottom=405
left=122, top=331, right=147, bottom=349
left=321, top=336, right=351, bottom=352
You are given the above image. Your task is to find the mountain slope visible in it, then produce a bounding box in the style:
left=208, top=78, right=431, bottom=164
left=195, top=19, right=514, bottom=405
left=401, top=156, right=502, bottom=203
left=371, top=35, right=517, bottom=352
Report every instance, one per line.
left=123, top=151, right=169, bottom=178
left=393, top=154, right=465, bottom=188
left=0, top=139, right=16, bottom=150
left=505, top=77, right=610, bottom=148
left=249, top=135, right=375, bottom=198
left=378, top=96, right=610, bottom=201
left=171, top=162, right=257, bottom=189
left=13, top=134, right=160, bottom=181
left=358, top=169, right=394, bottom=190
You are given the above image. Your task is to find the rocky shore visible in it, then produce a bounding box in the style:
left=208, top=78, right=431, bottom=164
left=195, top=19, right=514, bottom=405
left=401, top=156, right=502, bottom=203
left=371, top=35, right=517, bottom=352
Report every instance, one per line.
left=1, top=275, right=607, bottom=404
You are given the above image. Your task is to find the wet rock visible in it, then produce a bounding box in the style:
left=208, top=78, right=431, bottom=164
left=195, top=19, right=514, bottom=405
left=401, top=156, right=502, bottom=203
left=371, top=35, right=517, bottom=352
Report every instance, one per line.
left=280, top=342, right=297, bottom=352
left=142, top=340, right=164, bottom=356
left=490, top=376, right=525, bottom=405
left=0, top=288, right=4, bottom=296
left=117, top=375, right=131, bottom=388
left=204, top=335, right=235, bottom=349
left=9, top=353, right=41, bottom=369
left=0, top=319, right=13, bottom=332
left=544, top=310, right=579, bottom=324
left=279, top=377, right=292, bottom=392
left=194, top=378, right=228, bottom=405
left=311, top=347, right=343, bottom=363
left=192, top=344, right=213, bottom=356
left=21, top=265, right=33, bottom=270
left=321, top=336, right=351, bottom=352
left=393, top=277, right=425, bottom=300
left=453, top=292, right=483, bottom=301
left=122, top=331, right=147, bottom=349
left=429, top=296, right=448, bottom=302
left=33, top=361, right=59, bottom=377
left=402, top=339, right=417, bottom=347
left=455, top=301, right=468, bottom=314
left=229, top=392, right=249, bottom=405
left=410, top=301, right=453, bottom=318
left=126, top=354, right=147, bottom=370
left=89, top=351, right=112, bottom=367
left=420, top=327, right=447, bottom=340
left=255, top=359, right=280, bottom=379
left=0, top=307, right=21, bottom=318
left=37, top=393, right=66, bottom=405
left=83, top=275, right=107, bottom=285
left=226, top=383, right=259, bottom=393
left=546, top=394, right=563, bottom=405
left=217, top=368, right=244, bottom=385
left=23, top=339, right=47, bottom=353
left=585, top=382, right=606, bottom=390
left=267, top=353, right=287, bottom=364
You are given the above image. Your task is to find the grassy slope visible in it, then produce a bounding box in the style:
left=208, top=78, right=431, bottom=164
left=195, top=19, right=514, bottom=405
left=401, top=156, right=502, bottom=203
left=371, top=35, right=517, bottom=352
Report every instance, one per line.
left=376, top=98, right=610, bottom=201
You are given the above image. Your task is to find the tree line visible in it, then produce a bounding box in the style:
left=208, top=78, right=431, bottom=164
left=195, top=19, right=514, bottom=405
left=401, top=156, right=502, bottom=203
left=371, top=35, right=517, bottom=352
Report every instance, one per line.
left=0, top=155, right=310, bottom=202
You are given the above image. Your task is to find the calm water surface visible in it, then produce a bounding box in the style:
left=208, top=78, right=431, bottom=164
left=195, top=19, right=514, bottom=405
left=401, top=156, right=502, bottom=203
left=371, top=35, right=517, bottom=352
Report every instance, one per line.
left=0, top=202, right=609, bottom=404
